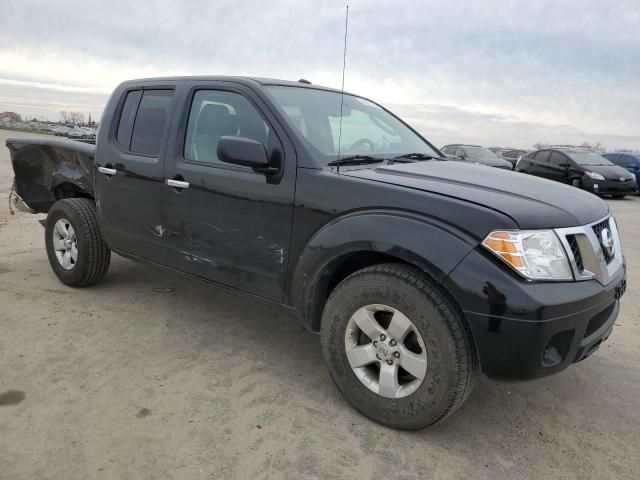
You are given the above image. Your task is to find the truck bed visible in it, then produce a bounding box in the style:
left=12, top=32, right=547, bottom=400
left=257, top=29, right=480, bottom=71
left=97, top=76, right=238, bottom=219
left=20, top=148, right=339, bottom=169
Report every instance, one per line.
left=6, top=137, right=95, bottom=213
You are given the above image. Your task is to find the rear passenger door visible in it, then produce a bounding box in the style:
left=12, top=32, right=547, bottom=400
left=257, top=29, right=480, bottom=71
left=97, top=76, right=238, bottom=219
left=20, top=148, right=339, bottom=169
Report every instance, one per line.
left=161, top=81, right=296, bottom=302
left=95, top=83, right=177, bottom=262
left=528, top=150, right=552, bottom=178
left=548, top=151, right=571, bottom=183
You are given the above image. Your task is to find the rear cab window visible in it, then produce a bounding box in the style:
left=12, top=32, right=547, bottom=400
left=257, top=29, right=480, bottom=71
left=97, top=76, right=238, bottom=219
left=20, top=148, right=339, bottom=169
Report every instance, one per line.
left=115, top=88, right=175, bottom=156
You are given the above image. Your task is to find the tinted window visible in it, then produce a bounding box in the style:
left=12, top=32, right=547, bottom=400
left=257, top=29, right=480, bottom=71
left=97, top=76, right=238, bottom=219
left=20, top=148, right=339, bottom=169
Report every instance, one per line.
left=184, top=90, right=269, bottom=165
left=130, top=90, right=174, bottom=156
left=463, top=146, right=499, bottom=159
left=549, top=151, right=569, bottom=166
left=536, top=151, right=551, bottom=162
left=116, top=90, right=142, bottom=149
left=567, top=152, right=613, bottom=166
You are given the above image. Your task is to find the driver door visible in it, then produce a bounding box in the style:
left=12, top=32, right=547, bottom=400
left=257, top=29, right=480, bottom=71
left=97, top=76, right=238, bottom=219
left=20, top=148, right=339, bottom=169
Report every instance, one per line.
left=161, top=82, right=296, bottom=301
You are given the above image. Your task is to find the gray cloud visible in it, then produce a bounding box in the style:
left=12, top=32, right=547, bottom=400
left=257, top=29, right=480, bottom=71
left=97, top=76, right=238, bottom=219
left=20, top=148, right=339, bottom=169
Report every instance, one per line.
left=1, top=0, right=638, bottom=149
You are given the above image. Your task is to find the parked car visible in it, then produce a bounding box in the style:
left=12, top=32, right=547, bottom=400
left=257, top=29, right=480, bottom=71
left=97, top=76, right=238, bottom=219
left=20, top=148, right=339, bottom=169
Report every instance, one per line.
left=441, top=144, right=513, bottom=169
left=67, top=125, right=87, bottom=139
left=499, top=149, right=531, bottom=168
left=6, top=76, right=626, bottom=430
left=602, top=152, right=640, bottom=193
left=52, top=125, right=70, bottom=136
left=516, top=147, right=636, bottom=197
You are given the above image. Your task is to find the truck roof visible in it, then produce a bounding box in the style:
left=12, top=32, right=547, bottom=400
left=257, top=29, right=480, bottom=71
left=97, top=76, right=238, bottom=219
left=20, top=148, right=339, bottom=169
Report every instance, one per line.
left=119, top=76, right=349, bottom=95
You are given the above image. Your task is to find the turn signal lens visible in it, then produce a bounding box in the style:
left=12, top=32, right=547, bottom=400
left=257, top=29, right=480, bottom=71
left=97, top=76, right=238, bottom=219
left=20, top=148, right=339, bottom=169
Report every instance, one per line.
left=482, top=230, right=573, bottom=281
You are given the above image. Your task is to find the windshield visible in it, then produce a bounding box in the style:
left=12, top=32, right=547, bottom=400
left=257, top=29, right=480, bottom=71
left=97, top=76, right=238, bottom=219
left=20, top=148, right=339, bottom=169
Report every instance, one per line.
left=568, top=152, right=613, bottom=166
left=265, top=86, right=439, bottom=165
left=464, top=146, right=500, bottom=160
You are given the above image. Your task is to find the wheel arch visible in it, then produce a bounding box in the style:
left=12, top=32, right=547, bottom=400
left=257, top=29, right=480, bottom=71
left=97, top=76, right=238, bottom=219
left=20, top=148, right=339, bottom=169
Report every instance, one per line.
left=287, top=211, right=477, bottom=332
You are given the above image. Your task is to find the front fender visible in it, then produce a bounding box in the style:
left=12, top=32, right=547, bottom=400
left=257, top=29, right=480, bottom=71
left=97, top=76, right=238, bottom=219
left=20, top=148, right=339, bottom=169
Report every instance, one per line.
left=289, top=210, right=478, bottom=330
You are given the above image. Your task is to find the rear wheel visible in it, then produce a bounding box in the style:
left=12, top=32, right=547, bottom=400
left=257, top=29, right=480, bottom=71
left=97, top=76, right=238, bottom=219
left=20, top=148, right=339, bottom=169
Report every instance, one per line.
left=45, top=198, right=111, bottom=287
left=320, top=263, right=478, bottom=430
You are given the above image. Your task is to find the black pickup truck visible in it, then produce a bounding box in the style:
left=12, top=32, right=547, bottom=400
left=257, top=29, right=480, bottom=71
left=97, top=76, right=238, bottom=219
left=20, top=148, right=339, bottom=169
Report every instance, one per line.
left=7, top=76, right=626, bottom=429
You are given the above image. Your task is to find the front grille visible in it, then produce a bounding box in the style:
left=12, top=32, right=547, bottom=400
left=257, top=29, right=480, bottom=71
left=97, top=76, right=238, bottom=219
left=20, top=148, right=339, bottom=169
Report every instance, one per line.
left=566, top=235, right=584, bottom=271
left=556, top=215, right=621, bottom=285
left=592, top=219, right=614, bottom=263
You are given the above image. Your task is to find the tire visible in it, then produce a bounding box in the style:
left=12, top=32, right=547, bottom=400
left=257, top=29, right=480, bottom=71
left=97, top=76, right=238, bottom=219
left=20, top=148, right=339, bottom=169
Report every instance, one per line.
left=45, top=198, right=111, bottom=287
left=612, top=195, right=626, bottom=199
left=571, top=178, right=581, bottom=188
left=320, top=263, right=478, bottom=430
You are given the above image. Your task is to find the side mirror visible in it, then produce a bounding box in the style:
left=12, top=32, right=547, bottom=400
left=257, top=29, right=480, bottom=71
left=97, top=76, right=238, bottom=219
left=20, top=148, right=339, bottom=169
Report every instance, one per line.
left=458, top=153, right=466, bottom=159
left=217, top=136, right=277, bottom=174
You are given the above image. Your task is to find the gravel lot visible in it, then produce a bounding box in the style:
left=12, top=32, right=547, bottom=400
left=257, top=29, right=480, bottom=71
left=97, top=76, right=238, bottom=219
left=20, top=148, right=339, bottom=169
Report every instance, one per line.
left=1, top=130, right=639, bottom=480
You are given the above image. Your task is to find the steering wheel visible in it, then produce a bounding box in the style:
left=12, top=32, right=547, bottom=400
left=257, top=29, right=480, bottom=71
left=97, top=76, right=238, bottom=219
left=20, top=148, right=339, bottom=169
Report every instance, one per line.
left=347, top=138, right=375, bottom=153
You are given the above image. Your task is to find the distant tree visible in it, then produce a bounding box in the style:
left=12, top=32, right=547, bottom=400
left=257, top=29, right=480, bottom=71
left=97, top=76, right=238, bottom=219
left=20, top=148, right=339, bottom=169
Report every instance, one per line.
left=68, top=111, right=84, bottom=125
left=533, top=142, right=550, bottom=150
left=60, top=110, right=69, bottom=123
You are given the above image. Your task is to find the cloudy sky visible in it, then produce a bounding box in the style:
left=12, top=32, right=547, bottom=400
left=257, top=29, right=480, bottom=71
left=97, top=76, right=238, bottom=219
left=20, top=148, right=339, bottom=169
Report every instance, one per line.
left=1, top=0, right=639, bottom=149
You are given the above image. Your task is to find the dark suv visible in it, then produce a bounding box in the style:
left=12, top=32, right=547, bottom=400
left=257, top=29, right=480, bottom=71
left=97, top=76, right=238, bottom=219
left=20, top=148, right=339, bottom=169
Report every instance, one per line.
left=602, top=152, right=640, bottom=193
left=516, top=148, right=637, bottom=197
left=441, top=144, right=513, bottom=169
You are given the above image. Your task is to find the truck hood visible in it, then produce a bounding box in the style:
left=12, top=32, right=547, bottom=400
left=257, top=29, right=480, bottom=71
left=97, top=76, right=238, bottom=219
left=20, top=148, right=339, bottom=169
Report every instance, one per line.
left=342, top=161, right=609, bottom=229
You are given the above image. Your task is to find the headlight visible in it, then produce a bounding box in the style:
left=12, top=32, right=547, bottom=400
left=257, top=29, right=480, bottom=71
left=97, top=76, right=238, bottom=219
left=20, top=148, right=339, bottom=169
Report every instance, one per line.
left=482, top=230, right=573, bottom=281
left=585, top=171, right=605, bottom=181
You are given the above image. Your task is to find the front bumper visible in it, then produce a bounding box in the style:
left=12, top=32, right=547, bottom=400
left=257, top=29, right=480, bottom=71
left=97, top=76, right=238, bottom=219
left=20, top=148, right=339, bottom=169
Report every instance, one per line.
left=444, top=247, right=626, bottom=381
left=582, top=177, right=636, bottom=195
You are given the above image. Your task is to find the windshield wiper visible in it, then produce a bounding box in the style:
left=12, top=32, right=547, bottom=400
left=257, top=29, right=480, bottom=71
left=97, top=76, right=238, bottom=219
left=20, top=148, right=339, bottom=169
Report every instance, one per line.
left=388, top=153, right=444, bottom=163
left=327, top=155, right=385, bottom=166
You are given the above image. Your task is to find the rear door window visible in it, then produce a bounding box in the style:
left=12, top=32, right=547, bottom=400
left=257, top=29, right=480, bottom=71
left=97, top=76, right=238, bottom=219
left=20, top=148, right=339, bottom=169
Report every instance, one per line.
left=116, top=90, right=142, bottom=148
left=130, top=90, right=174, bottom=156
left=536, top=151, right=551, bottom=162
left=549, top=151, right=568, bottom=166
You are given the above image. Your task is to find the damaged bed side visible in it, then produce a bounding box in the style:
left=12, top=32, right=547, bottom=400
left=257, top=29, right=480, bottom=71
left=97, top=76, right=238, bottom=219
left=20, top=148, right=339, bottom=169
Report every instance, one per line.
left=7, top=137, right=95, bottom=214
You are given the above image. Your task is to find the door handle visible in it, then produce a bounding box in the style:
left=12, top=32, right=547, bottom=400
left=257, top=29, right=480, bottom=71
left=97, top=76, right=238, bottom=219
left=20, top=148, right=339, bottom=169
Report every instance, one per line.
left=166, top=179, right=190, bottom=189
left=98, top=166, right=117, bottom=176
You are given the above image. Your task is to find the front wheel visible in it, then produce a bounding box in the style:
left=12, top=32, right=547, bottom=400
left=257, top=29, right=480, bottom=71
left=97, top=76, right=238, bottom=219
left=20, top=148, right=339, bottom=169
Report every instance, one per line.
left=320, top=264, right=478, bottom=430
left=571, top=178, right=582, bottom=188
left=45, top=198, right=111, bottom=287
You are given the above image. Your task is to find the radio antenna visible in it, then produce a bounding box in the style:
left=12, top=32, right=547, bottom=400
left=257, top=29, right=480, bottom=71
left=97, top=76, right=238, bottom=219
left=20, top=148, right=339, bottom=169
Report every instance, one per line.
left=336, top=4, right=349, bottom=173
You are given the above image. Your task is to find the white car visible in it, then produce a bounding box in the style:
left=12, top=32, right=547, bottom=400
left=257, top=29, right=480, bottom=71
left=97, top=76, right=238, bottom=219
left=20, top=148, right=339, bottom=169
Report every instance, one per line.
left=52, top=125, right=70, bottom=136
left=67, top=126, right=86, bottom=139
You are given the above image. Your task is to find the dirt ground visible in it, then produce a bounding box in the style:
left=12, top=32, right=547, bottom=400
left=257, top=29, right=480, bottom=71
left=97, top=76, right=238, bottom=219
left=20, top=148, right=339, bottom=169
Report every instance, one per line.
left=1, top=129, right=638, bottom=480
